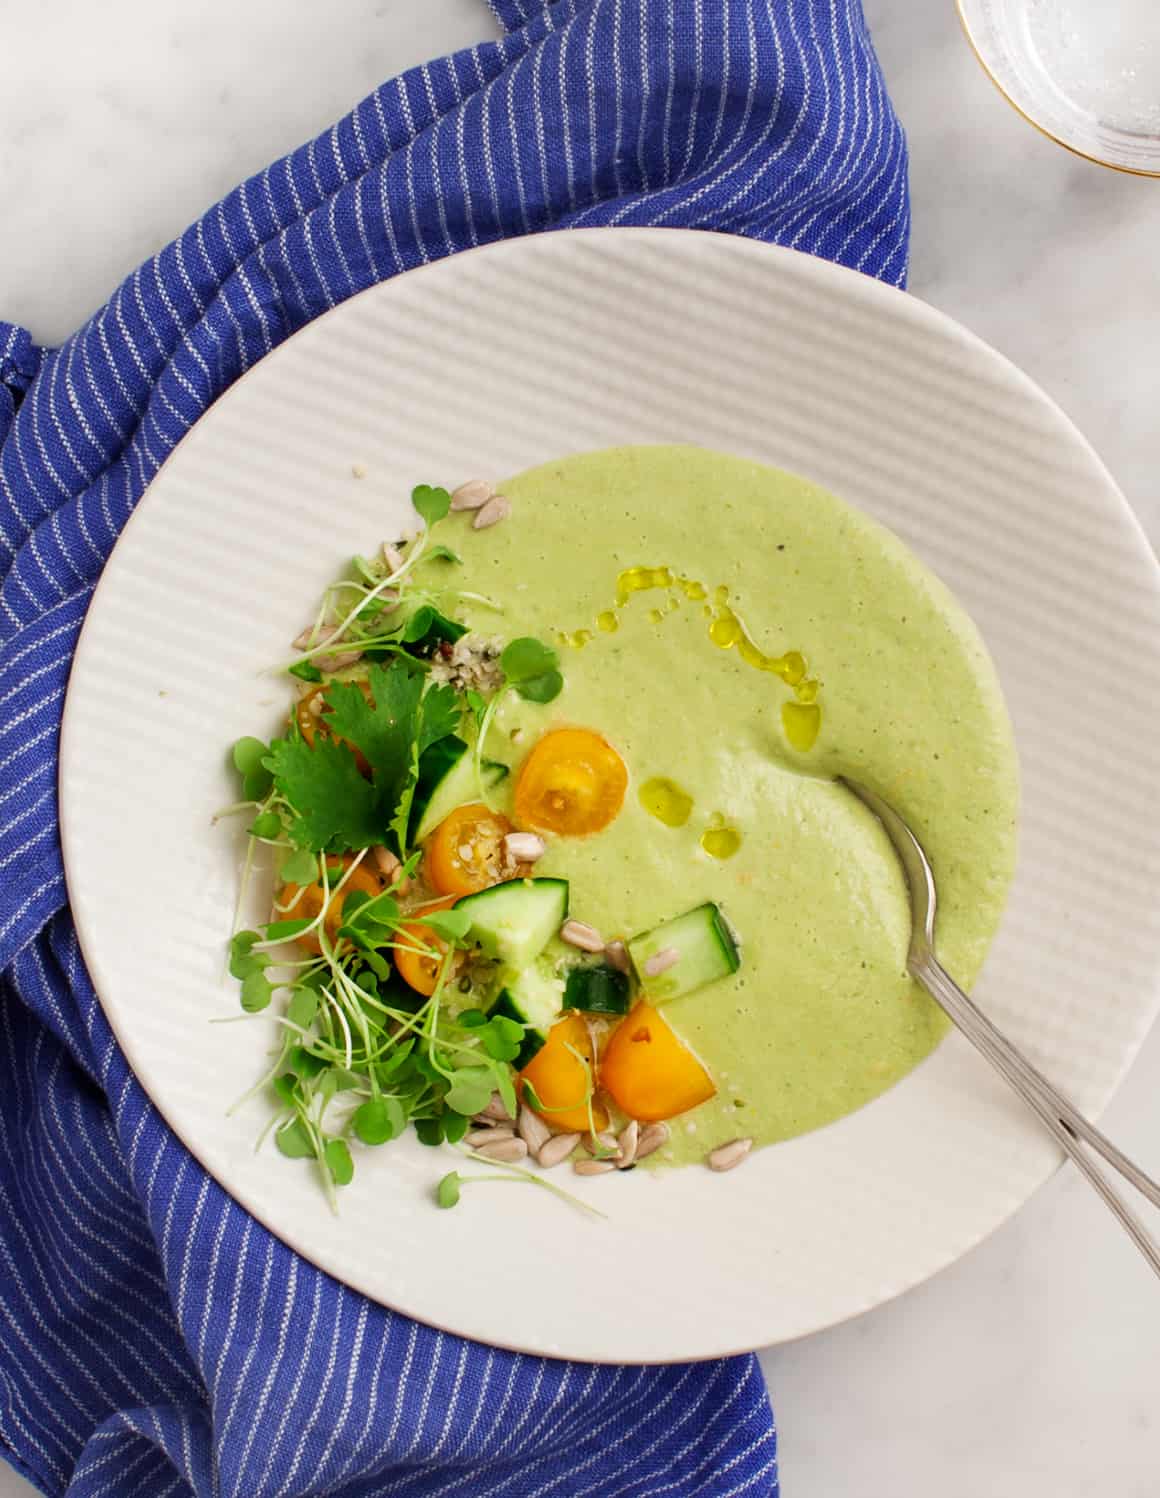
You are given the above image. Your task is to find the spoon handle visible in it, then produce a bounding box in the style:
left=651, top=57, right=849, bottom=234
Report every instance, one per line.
left=912, top=952, right=1160, bottom=1278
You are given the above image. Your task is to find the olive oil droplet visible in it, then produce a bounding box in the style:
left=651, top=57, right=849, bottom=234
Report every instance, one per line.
left=700, top=825, right=742, bottom=860
left=782, top=701, right=821, bottom=751
left=639, top=777, right=694, bottom=828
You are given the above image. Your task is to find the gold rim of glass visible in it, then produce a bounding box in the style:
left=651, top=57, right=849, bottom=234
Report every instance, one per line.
left=954, top=0, right=1160, bottom=180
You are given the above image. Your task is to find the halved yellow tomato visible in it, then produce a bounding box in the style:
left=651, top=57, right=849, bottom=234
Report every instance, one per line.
left=281, top=856, right=383, bottom=955
left=424, top=803, right=519, bottom=896
left=600, top=1001, right=716, bottom=1121
left=394, top=895, right=459, bottom=997
left=513, top=728, right=627, bottom=836
left=519, top=1012, right=608, bottom=1133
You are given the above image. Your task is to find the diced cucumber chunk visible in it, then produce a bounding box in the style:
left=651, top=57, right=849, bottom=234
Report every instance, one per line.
left=411, top=734, right=509, bottom=842
left=456, top=877, right=569, bottom=969
left=627, top=902, right=740, bottom=1002
left=563, top=964, right=631, bottom=1015
left=493, top=962, right=565, bottom=1068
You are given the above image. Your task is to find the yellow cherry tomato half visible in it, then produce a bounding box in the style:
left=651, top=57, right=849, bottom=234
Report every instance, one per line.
left=519, top=1012, right=609, bottom=1134
left=600, top=1001, right=716, bottom=1121
left=394, top=895, right=459, bottom=997
left=513, top=728, right=628, bottom=836
left=425, top=803, right=519, bottom=896
left=280, top=856, right=384, bottom=956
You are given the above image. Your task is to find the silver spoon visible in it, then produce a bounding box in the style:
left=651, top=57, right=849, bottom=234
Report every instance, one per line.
left=841, top=776, right=1160, bottom=1277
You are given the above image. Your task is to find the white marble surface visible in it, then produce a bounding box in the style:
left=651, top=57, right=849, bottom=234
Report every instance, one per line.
left=2, top=2, right=1158, bottom=1495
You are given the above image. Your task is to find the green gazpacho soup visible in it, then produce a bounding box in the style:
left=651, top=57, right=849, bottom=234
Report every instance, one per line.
left=435, top=446, right=1018, bottom=1164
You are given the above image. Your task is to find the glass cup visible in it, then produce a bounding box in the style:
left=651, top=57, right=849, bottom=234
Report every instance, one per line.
left=957, top=0, right=1160, bottom=176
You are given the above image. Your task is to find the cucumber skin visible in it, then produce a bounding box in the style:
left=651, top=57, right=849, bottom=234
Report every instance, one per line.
left=562, top=964, right=631, bottom=1015
left=410, top=734, right=509, bottom=842
left=628, top=902, right=741, bottom=1001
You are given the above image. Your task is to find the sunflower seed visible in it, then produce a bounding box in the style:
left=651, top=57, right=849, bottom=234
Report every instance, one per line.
left=476, top=1091, right=514, bottom=1123
left=560, top=919, right=604, bottom=953
left=536, top=1132, right=580, bottom=1169
left=472, top=495, right=512, bottom=531
left=292, top=626, right=321, bottom=651
left=517, top=1108, right=551, bottom=1154
left=475, top=1135, right=529, bottom=1164
left=584, top=1130, right=619, bottom=1158
left=451, top=478, right=494, bottom=511
left=643, top=946, right=680, bottom=977
left=504, top=832, right=546, bottom=863
left=381, top=542, right=405, bottom=573
left=370, top=844, right=410, bottom=893
left=573, top=1158, right=617, bottom=1177
left=616, top=1120, right=639, bottom=1169
left=636, top=1122, right=670, bottom=1160
left=466, top=1125, right=514, bottom=1148
left=603, top=940, right=630, bottom=973
left=315, top=648, right=363, bottom=673
left=707, top=1137, right=753, bottom=1173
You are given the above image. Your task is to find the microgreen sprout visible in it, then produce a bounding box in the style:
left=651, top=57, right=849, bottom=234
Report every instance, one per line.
left=222, top=483, right=587, bottom=1212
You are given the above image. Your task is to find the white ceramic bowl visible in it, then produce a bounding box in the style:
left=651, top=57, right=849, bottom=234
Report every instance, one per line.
left=60, top=229, right=1160, bottom=1361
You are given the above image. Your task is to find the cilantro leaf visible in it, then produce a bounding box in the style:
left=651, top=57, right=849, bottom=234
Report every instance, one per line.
left=320, top=663, right=458, bottom=855
left=416, top=684, right=460, bottom=755
left=289, top=660, right=323, bottom=683
left=324, top=664, right=423, bottom=797
left=265, top=734, right=381, bottom=852
left=412, top=484, right=451, bottom=528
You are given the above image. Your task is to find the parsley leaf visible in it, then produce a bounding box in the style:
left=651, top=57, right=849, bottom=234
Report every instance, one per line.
left=265, top=734, right=381, bottom=852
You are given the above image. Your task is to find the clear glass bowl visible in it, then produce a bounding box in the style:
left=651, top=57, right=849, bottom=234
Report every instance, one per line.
left=957, top=0, right=1160, bottom=176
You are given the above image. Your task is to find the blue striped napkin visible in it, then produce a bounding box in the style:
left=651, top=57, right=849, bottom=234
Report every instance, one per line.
left=0, top=2, right=908, bottom=1493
